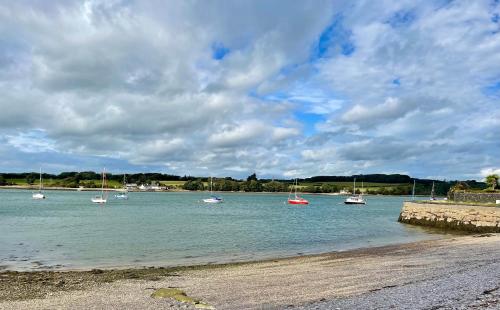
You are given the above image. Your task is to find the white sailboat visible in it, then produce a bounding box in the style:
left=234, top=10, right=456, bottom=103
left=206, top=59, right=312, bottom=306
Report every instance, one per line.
left=203, top=177, right=223, bottom=203
left=114, top=174, right=128, bottom=200
left=430, top=181, right=436, bottom=200
left=32, top=168, right=45, bottom=200
left=91, top=169, right=108, bottom=204
left=344, top=178, right=366, bottom=205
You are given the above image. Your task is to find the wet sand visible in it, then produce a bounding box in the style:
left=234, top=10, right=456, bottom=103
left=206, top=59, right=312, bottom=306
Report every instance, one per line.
left=1, top=234, right=499, bottom=309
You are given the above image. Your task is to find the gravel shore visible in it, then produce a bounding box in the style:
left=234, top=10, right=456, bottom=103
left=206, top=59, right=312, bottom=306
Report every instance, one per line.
left=1, top=234, right=498, bottom=309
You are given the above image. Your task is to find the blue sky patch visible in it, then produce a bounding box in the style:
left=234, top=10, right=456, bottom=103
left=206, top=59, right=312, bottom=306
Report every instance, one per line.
left=387, top=10, right=416, bottom=27
left=211, top=42, right=230, bottom=60
left=492, top=13, right=499, bottom=23
left=483, top=81, right=500, bottom=97
left=312, top=14, right=355, bottom=59
left=294, top=111, right=325, bottom=136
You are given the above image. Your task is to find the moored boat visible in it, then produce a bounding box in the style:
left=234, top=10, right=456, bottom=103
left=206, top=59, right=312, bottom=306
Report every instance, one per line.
left=32, top=168, right=46, bottom=200
left=344, top=195, right=366, bottom=204
left=91, top=168, right=108, bottom=204
left=203, top=196, right=223, bottom=203
left=288, top=179, right=309, bottom=205
left=203, top=177, right=223, bottom=204
left=114, top=174, right=129, bottom=200
left=429, top=181, right=436, bottom=200
left=344, top=178, right=366, bottom=205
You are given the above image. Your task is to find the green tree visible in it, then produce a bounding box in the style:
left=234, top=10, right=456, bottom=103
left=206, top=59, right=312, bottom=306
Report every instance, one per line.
left=0, top=175, right=6, bottom=186
left=137, top=174, right=147, bottom=185
left=303, top=185, right=319, bottom=193
left=447, top=182, right=470, bottom=200
left=246, top=173, right=258, bottom=181
left=231, top=181, right=241, bottom=191
left=79, top=171, right=100, bottom=180
left=243, top=179, right=263, bottom=192
left=25, top=173, right=36, bottom=185
left=485, top=174, right=499, bottom=190
left=61, top=177, right=79, bottom=188
left=393, top=185, right=411, bottom=195
left=263, top=181, right=288, bottom=192
left=80, top=181, right=97, bottom=188
left=321, top=183, right=339, bottom=193
left=218, top=179, right=233, bottom=191
left=378, top=187, right=388, bottom=195
left=182, top=179, right=205, bottom=191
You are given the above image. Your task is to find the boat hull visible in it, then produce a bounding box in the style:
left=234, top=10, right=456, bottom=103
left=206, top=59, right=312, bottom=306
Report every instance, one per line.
left=32, top=193, right=45, bottom=200
left=344, top=201, right=366, bottom=205
left=288, top=199, right=309, bottom=205
left=91, top=197, right=107, bottom=204
left=203, top=198, right=223, bottom=203
left=344, top=195, right=366, bottom=205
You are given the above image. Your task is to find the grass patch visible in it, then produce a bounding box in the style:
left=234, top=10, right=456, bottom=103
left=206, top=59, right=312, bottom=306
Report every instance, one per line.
left=6, top=179, right=123, bottom=188
left=159, top=181, right=186, bottom=187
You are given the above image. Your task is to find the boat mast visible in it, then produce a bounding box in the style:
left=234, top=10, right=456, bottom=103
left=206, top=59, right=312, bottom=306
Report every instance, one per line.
left=353, top=178, right=356, bottom=195
left=412, top=179, right=416, bottom=200
left=104, top=168, right=108, bottom=199
left=39, top=168, right=42, bottom=192
left=295, top=178, right=298, bottom=198
left=101, top=169, right=105, bottom=197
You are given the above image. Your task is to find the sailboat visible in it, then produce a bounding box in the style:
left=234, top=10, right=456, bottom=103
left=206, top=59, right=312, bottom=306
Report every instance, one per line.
left=344, top=178, right=366, bottom=205
left=91, top=169, right=108, bottom=204
left=287, top=179, right=309, bottom=205
left=203, top=177, right=223, bottom=203
left=114, top=174, right=128, bottom=200
left=430, top=181, right=436, bottom=200
left=32, top=168, right=45, bottom=200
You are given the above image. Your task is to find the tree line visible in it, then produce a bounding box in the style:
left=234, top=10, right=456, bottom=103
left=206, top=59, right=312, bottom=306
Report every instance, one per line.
left=183, top=179, right=289, bottom=192
left=182, top=175, right=477, bottom=196
left=301, top=174, right=412, bottom=183
left=0, top=172, right=192, bottom=187
left=0, top=171, right=486, bottom=196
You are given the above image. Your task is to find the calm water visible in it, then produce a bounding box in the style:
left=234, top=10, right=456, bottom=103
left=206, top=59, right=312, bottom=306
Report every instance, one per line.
left=0, top=190, right=446, bottom=271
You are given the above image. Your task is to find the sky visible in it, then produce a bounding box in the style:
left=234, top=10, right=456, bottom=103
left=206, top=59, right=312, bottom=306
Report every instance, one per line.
left=0, top=0, right=499, bottom=180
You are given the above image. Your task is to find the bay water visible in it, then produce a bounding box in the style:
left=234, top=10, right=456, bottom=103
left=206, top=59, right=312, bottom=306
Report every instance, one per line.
left=0, top=190, right=447, bottom=271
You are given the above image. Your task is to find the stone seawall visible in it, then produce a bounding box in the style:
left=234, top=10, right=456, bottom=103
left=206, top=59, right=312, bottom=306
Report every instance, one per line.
left=451, top=192, right=500, bottom=204
left=399, top=201, right=500, bottom=232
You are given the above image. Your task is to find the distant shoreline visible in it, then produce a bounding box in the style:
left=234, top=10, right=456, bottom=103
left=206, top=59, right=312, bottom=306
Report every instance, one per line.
left=0, top=185, right=185, bottom=192
left=0, top=186, right=441, bottom=197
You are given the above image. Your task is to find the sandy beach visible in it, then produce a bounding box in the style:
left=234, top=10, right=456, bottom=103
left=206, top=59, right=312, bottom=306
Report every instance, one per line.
left=0, top=234, right=498, bottom=309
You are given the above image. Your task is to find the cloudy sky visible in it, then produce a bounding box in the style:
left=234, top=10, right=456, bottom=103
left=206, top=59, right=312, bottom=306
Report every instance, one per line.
left=0, top=0, right=499, bottom=180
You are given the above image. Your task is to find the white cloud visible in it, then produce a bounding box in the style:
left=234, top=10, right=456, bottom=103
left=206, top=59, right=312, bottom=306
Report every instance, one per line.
left=208, top=121, right=268, bottom=148
left=480, top=168, right=500, bottom=178
left=342, top=97, right=405, bottom=126
left=6, top=131, right=56, bottom=153
left=0, top=1, right=499, bottom=180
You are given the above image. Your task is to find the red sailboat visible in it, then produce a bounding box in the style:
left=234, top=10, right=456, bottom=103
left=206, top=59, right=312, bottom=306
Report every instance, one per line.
left=288, top=178, right=309, bottom=205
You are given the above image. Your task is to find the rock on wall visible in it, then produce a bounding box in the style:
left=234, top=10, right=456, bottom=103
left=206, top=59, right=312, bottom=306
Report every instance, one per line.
left=399, top=202, right=500, bottom=233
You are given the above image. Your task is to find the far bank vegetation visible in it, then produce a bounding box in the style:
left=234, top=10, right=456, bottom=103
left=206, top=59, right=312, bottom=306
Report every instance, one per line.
left=0, top=172, right=488, bottom=196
